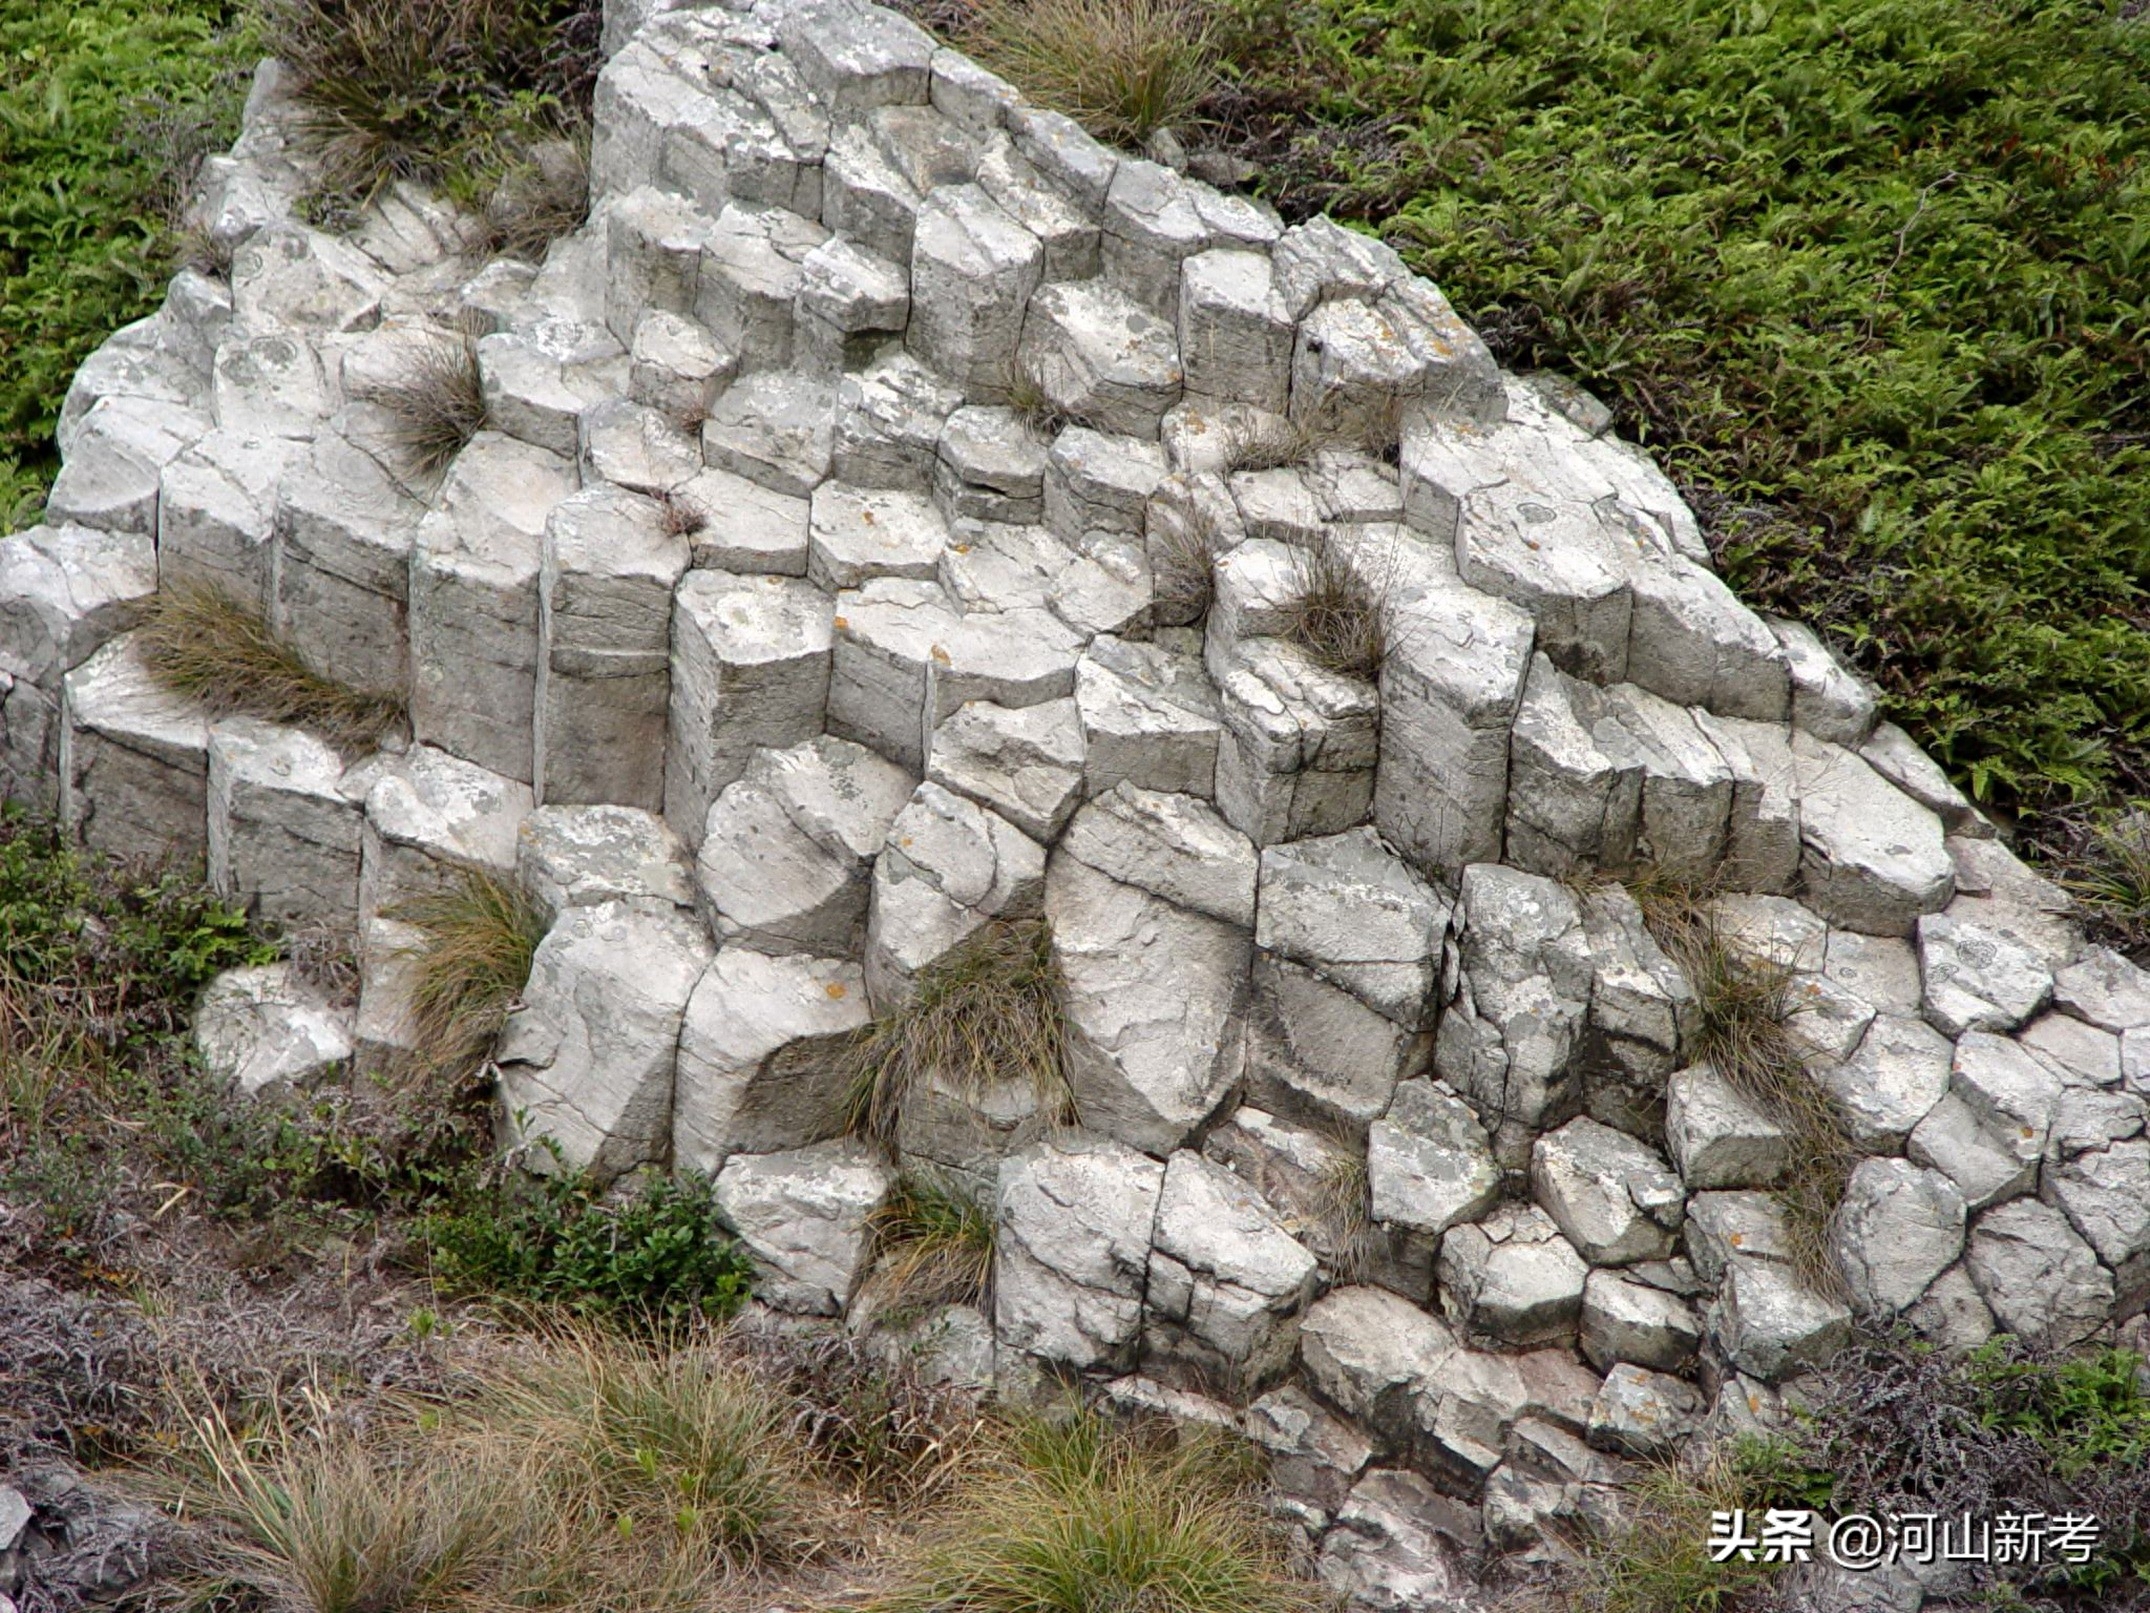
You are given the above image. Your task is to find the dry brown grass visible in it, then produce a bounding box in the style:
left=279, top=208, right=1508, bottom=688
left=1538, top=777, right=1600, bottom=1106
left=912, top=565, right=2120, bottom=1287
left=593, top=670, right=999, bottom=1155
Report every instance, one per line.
left=377, top=322, right=488, bottom=480
left=998, top=361, right=1068, bottom=438
left=1150, top=496, right=1225, bottom=624
left=863, top=1173, right=997, bottom=1320
left=846, top=919, right=1071, bottom=1144
left=657, top=486, right=710, bottom=538
left=1280, top=535, right=1389, bottom=683
left=1628, top=870, right=1857, bottom=1295
left=178, top=1328, right=828, bottom=1613
left=138, top=583, right=405, bottom=753
left=875, top=1410, right=1319, bottom=1613
left=480, top=138, right=589, bottom=261
left=1222, top=413, right=1327, bottom=473
left=388, top=867, right=547, bottom=1080
left=965, top=0, right=1221, bottom=147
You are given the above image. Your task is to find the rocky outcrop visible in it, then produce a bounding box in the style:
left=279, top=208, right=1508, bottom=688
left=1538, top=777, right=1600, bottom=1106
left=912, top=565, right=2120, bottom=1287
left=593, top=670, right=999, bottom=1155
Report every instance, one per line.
left=18, top=0, right=2149, bottom=1603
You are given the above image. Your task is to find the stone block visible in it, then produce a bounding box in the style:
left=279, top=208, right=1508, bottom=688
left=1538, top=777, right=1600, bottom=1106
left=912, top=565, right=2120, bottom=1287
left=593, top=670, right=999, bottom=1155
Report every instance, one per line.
left=59, top=635, right=209, bottom=861
left=207, top=717, right=361, bottom=933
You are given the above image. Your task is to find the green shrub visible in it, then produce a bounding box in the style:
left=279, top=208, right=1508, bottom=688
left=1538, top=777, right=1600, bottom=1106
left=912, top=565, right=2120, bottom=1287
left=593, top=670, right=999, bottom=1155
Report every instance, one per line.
left=420, top=1166, right=755, bottom=1324
left=1220, top=0, right=2150, bottom=838
left=0, top=0, right=251, bottom=528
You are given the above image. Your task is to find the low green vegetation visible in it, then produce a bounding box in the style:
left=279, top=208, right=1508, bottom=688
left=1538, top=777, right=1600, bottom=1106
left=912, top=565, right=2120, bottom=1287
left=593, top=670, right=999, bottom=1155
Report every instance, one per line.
left=0, top=0, right=252, bottom=528
left=1215, top=0, right=2150, bottom=849
left=864, top=1170, right=998, bottom=1319
left=879, top=1410, right=1317, bottom=1613
left=1577, top=1336, right=2150, bottom=1610
left=419, top=1166, right=756, bottom=1326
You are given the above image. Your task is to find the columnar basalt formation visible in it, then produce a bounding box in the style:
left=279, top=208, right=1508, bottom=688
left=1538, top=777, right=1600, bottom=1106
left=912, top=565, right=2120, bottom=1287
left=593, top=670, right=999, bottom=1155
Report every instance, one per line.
left=13, top=0, right=2150, bottom=1602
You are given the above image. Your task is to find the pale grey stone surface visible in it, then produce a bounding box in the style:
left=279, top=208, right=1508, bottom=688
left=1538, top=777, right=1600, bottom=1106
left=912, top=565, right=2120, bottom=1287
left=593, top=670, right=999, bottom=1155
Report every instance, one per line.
left=515, top=803, right=692, bottom=920
left=865, top=779, right=1044, bottom=1007
left=995, top=1132, right=1164, bottom=1372
left=1436, top=1204, right=1588, bottom=1348
left=926, top=697, right=1084, bottom=842
left=1832, top=1157, right=1966, bottom=1317
left=674, top=948, right=867, bottom=1172
left=60, top=634, right=210, bottom=862
left=666, top=571, right=833, bottom=842
left=716, top=1136, right=893, bottom=1316
left=1144, top=1149, right=1319, bottom=1395
left=1048, top=848, right=1250, bottom=1155
left=208, top=717, right=361, bottom=932
left=195, top=963, right=353, bottom=1097
left=495, top=899, right=712, bottom=1182
left=1530, top=1118, right=1684, bottom=1268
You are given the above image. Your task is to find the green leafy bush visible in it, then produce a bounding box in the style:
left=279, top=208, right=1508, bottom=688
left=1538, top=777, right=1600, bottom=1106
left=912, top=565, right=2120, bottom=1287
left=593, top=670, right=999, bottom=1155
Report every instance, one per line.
left=0, top=0, right=252, bottom=527
left=420, top=1166, right=755, bottom=1324
left=1220, top=0, right=2150, bottom=831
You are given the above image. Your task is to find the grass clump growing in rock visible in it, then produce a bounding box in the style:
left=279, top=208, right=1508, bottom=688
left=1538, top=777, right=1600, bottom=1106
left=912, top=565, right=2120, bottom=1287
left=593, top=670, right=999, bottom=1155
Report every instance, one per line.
left=390, top=866, right=547, bottom=1078
left=878, top=1409, right=1317, bottom=1613
left=1563, top=1436, right=1824, bottom=1613
left=1150, top=497, right=1225, bottom=625
left=966, top=0, right=1220, bottom=147
left=1629, top=871, right=1857, bottom=1293
left=263, top=0, right=602, bottom=214
left=377, top=322, right=489, bottom=480
left=863, top=1172, right=997, bottom=1319
left=846, top=918, right=1071, bottom=1143
left=138, top=583, right=406, bottom=753
left=1281, top=535, right=1389, bottom=683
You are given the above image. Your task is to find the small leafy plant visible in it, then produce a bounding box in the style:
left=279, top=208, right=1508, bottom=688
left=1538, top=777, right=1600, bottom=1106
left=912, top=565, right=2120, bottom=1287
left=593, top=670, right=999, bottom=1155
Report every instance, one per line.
left=420, top=1165, right=755, bottom=1325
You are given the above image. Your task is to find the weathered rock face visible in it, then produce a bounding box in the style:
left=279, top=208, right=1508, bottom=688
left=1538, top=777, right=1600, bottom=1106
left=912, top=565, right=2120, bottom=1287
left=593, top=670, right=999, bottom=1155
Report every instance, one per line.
left=27, top=0, right=2141, bottom=1595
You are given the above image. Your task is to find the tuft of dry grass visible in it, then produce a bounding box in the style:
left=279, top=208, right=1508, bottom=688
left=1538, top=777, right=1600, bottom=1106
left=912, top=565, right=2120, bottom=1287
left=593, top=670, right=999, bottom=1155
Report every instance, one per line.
left=657, top=486, right=710, bottom=539
left=138, top=584, right=406, bottom=753
left=1150, top=496, right=1224, bottom=625
left=1563, top=1439, right=1810, bottom=1613
left=377, top=322, right=488, bottom=480
left=1629, top=870, right=1857, bottom=1295
left=864, top=1173, right=997, bottom=1320
left=1280, top=535, right=1389, bottom=683
left=875, top=1409, right=1318, bottom=1613
left=965, top=0, right=1221, bottom=148
left=846, top=919, right=1071, bottom=1144
left=388, top=867, right=547, bottom=1080
left=1223, top=413, right=1327, bottom=474
left=998, top=361, right=1067, bottom=439
left=263, top=0, right=602, bottom=212
left=1309, top=1147, right=1380, bottom=1283
left=480, top=137, right=589, bottom=261
left=178, top=1328, right=824, bottom=1613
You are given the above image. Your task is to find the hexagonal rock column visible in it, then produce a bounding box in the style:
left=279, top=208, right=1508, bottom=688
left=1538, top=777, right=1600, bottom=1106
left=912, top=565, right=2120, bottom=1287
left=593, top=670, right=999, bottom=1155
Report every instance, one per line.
left=666, top=572, right=836, bottom=847
left=207, top=717, right=363, bottom=934
left=273, top=428, right=423, bottom=696
left=357, top=743, right=533, bottom=918
left=1142, top=1150, right=1318, bottom=1399
left=60, top=635, right=210, bottom=862
left=696, top=734, right=916, bottom=956
left=195, top=963, right=354, bottom=1098
left=827, top=577, right=1083, bottom=773
left=865, top=780, right=1045, bottom=1008
left=714, top=1136, right=894, bottom=1317
left=675, top=947, right=869, bottom=1175
left=1045, top=846, right=1251, bottom=1156
left=495, top=898, right=713, bottom=1183
left=536, top=486, right=691, bottom=811
left=994, top=1133, right=1166, bottom=1375
left=408, top=432, right=579, bottom=783
left=514, top=803, right=695, bottom=922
